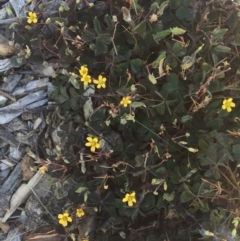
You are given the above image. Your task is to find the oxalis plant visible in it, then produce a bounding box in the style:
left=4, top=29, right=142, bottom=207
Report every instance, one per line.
left=12, top=0, right=240, bottom=240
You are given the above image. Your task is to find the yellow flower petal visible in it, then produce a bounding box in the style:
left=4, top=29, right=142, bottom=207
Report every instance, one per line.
left=58, top=214, right=63, bottom=218
left=67, top=217, right=72, bottom=222
left=93, top=137, right=98, bottom=143
left=90, top=146, right=96, bottom=152
left=95, top=143, right=100, bottom=149
left=128, top=200, right=133, bottom=206
left=59, top=220, right=67, bottom=227
left=227, top=107, right=232, bottom=112
left=86, top=137, right=93, bottom=142
left=230, top=102, right=236, bottom=107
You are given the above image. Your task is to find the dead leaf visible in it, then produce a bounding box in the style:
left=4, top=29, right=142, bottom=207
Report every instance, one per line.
left=21, top=155, right=35, bottom=181
left=25, top=230, right=66, bottom=241
left=158, top=57, right=166, bottom=77
left=0, top=34, right=15, bottom=57
left=0, top=221, right=10, bottom=233
left=122, top=7, right=132, bottom=23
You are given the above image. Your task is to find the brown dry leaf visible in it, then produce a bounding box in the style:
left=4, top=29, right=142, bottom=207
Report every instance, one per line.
left=158, top=57, right=166, bottom=77
left=0, top=34, right=15, bottom=57
left=0, top=222, right=10, bottom=233
left=21, top=155, right=35, bottom=181
left=24, top=231, right=66, bottom=241
left=165, top=209, right=180, bottom=220
left=122, top=7, right=132, bottom=23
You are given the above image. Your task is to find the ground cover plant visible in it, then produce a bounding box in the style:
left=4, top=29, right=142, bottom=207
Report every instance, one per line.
left=12, top=0, right=240, bottom=240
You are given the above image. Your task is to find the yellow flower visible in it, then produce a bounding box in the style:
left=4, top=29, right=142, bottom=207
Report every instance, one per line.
left=82, top=239, right=89, bottom=241
left=120, top=96, right=132, bottom=107
left=79, top=66, right=88, bottom=77
left=81, top=75, right=91, bottom=86
left=27, top=12, right=38, bottom=24
left=58, top=212, right=72, bottom=227
left=222, top=98, right=236, bottom=112
left=76, top=208, right=85, bottom=217
left=93, top=75, right=107, bottom=89
left=122, top=192, right=136, bottom=206
left=85, top=136, right=100, bottom=152
left=39, top=165, right=47, bottom=174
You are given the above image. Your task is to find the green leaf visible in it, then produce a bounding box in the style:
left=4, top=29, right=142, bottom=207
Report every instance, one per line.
left=129, top=59, right=143, bottom=74
left=158, top=1, right=169, bottom=15
left=152, top=51, right=166, bottom=68
left=93, top=17, right=102, bottom=34
left=75, top=187, right=86, bottom=193
left=97, top=33, right=112, bottom=44
left=167, top=73, right=178, bottom=91
left=180, top=190, right=195, bottom=203
left=172, top=41, right=187, bottom=57
left=213, top=45, right=231, bottom=53
left=169, top=0, right=181, bottom=9
left=232, top=32, right=240, bottom=46
left=155, top=102, right=165, bottom=114
left=131, top=101, right=146, bottom=109
left=198, top=139, right=208, bottom=150
left=132, top=20, right=147, bottom=39
left=163, top=192, right=175, bottom=202
left=216, top=133, right=233, bottom=149
left=233, top=144, right=240, bottom=154
left=150, top=2, right=159, bottom=12
left=171, top=27, right=186, bottom=35
left=153, top=29, right=171, bottom=42
left=181, top=55, right=195, bottom=70
left=69, top=76, right=80, bottom=89
left=140, top=193, right=155, bottom=212
left=212, top=28, right=228, bottom=43
left=81, top=29, right=96, bottom=42
left=104, top=14, right=114, bottom=30
left=95, top=39, right=108, bottom=56
left=181, top=115, right=193, bottom=123
left=176, top=6, right=192, bottom=21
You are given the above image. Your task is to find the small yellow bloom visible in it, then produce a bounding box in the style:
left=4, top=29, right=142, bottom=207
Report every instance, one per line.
left=93, top=75, right=107, bottom=89
left=76, top=208, right=85, bottom=217
left=81, top=75, right=92, bottom=86
left=120, top=96, right=132, bottom=107
left=39, top=165, right=47, bottom=174
left=58, top=212, right=72, bottom=227
left=222, top=98, right=236, bottom=112
left=82, top=239, right=89, bottom=241
left=79, top=66, right=88, bottom=76
left=27, top=12, right=38, bottom=24
left=85, top=136, right=100, bottom=152
left=122, top=192, right=136, bottom=206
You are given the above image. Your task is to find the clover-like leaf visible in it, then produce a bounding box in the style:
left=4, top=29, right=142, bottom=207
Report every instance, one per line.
left=200, top=144, right=229, bottom=179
